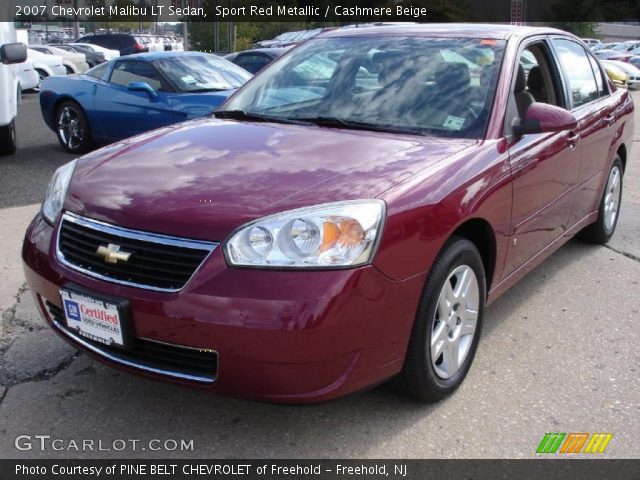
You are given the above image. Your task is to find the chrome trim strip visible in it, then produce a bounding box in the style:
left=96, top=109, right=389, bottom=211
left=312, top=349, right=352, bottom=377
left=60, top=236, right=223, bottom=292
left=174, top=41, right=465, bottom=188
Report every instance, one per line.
left=50, top=319, right=216, bottom=384
left=56, top=212, right=218, bottom=293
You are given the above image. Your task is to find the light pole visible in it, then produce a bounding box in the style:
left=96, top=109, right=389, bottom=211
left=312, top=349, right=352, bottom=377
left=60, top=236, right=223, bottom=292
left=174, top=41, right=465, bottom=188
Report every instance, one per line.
left=182, top=0, right=189, bottom=50
left=74, top=0, right=80, bottom=39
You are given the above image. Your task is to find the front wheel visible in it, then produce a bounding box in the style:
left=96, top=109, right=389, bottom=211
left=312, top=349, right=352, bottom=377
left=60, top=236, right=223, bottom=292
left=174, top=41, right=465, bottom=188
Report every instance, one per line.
left=0, top=120, right=17, bottom=155
left=579, top=156, right=623, bottom=244
left=55, top=101, right=92, bottom=154
left=392, top=237, right=486, bottom=402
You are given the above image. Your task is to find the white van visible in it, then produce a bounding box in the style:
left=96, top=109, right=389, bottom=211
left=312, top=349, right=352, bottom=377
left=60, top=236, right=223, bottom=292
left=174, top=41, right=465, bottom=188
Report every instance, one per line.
left=1, top=22, right=28, bottom=155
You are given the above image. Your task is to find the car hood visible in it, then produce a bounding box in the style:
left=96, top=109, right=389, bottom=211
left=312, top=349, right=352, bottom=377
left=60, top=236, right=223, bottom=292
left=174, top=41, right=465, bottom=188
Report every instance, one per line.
left=28, top=51, right=63, bottom=67
left=66, top=119, right=474, bottom=241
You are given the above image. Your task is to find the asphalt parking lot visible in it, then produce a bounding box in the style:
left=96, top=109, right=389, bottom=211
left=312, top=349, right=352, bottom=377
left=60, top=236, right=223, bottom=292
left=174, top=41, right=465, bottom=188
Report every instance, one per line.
left=0, top=92, right=638, bottom=459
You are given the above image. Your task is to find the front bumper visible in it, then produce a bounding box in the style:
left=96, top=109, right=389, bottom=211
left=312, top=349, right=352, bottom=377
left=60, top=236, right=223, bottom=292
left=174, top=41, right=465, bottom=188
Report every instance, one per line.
left=23, top=213, right=424, bottom=403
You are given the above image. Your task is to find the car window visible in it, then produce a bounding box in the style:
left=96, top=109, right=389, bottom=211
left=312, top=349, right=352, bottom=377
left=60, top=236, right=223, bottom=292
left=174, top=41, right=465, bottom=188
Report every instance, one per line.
left=588, top=55, right=607, bottom=97
left=518, top=43, right=561, bottom=108
left=154, top=54, right=250, bottom=92
left=223, top=36, right=506, bottom=139
left=87, top=62, right=110, bottom=80
left=110, top=60, right=165, bottom=91
left=552, top=38, right=599, bottom=109
left=234, top=53, right=271, bottom=74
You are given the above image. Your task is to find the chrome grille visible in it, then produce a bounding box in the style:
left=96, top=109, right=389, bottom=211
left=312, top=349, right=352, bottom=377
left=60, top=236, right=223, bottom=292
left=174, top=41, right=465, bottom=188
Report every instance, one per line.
left=56, top=212, right=217, bottom=292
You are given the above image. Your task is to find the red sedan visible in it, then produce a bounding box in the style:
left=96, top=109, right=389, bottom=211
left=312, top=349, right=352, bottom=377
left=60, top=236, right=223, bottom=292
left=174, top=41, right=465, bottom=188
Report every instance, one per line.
left=23, top=24, right=634, bottom=403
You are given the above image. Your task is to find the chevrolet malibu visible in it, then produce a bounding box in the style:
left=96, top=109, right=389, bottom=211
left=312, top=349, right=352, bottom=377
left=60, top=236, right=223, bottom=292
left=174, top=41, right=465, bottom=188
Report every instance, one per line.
left=23, top=24, right=634, bottom=403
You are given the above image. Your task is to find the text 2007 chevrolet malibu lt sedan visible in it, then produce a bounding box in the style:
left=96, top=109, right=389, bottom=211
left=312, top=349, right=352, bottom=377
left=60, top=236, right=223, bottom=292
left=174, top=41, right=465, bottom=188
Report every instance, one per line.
left=23, top=24, right=634, bottom=403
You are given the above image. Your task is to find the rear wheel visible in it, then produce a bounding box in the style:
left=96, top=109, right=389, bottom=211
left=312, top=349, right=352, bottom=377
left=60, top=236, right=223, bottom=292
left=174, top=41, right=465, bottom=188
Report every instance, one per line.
left=55, top=101, right=92, bottom=154
left=579, top=156, right=623, bottom=244
left=0, top=120, right=17, bottom=155
left=392, top=237, right=486, bottom=402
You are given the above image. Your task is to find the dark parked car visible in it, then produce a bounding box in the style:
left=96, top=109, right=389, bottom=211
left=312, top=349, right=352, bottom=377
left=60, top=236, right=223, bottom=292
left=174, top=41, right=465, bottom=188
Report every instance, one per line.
left=225, top=48, right=288, bottom=74
left=75, top=33, right=148, bottom=56
left=39, top=51, right=251, bottom=153
left=24, top=24, right=634, bottom=404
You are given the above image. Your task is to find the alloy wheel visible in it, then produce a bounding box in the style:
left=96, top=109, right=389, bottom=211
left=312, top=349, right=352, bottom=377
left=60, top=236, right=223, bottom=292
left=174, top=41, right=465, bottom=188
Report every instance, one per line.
left=58, top=106, right=84, bottom=151
left=603, top=165, right=621, bottom=232
left=430, top=265, right=479, bottom=379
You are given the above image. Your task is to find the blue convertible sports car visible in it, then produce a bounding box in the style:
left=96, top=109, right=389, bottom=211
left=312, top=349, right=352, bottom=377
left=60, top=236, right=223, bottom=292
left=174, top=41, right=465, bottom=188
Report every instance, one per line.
left=40, top=51, right=252, bottom=153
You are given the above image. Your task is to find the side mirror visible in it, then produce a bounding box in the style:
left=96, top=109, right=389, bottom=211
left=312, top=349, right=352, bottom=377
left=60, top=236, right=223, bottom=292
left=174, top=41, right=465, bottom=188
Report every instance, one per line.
left=0, top=43, right=27, bottom=65
left=127, top=81, right=158, bottom=98
left=513, top=103, right=578, bottom=136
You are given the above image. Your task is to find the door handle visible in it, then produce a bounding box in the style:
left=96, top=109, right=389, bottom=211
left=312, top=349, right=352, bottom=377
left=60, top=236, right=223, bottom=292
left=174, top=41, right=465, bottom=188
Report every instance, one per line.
left=566, top=131, right=579, bottom=149
left=605, top=113, right=615, bottom=127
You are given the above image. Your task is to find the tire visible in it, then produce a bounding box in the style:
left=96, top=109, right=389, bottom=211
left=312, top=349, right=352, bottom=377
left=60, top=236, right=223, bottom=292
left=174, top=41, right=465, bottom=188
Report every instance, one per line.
left=392, top=236, right=486, bottom=402
left=579, top=156, right=623, bottom=244
left=64, top=65, right=74, bottom=75
left=0, top=119, right=17, bottom=155
left=55, top=101, right=92, bottom=154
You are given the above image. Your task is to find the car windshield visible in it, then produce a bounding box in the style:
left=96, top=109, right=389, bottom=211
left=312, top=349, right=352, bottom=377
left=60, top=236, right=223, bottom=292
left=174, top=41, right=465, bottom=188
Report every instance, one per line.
left=222, top=36, right=506, bottom=138
left=154, top=54, right=251, bottom=92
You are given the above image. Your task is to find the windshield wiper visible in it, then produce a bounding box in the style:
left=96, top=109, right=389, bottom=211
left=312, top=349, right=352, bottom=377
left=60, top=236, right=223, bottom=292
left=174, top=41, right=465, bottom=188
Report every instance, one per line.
left=213, top=110, right=312, bottom=126
left=296, top=116, right=424, bottom=135
left=191, top=87, right=228, bottom=92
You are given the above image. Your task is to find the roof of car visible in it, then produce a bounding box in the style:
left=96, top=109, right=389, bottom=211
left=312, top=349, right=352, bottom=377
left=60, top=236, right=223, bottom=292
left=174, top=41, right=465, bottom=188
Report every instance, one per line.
left=240, top=48, right=290, bottom=55
left=320, top=23, right=570, bottom=40
left=117, top=51, right=218, bottom=61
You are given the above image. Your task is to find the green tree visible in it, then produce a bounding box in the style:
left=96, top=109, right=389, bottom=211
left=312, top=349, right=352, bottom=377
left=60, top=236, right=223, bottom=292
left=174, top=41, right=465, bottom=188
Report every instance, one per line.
left=543, top=0, right=599, bottom=36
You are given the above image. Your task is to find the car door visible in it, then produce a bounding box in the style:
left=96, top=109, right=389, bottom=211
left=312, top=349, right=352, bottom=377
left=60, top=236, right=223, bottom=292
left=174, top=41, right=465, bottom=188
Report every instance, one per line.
left=503, top=38, right=581, bottom=276
left=93, top=59, right=175, bottom=140
left=549, top=38, right=618, bottom=226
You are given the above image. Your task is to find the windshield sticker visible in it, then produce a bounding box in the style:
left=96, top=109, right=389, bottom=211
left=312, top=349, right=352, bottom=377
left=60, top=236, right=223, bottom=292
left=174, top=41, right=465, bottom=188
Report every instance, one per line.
left=443, top=115, right=465, bottom=130
left=181, top=75, right=197, bottom=84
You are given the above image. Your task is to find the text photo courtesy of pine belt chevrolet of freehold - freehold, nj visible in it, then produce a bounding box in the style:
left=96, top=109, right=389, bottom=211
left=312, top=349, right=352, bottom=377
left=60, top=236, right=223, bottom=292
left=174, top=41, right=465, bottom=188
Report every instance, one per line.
left=1, top=0, right=640, bottom=478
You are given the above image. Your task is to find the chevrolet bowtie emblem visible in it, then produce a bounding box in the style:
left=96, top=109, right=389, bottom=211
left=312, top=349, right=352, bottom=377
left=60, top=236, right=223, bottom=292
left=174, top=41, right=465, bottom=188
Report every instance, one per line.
left=96, top=243, right=132, bottom=264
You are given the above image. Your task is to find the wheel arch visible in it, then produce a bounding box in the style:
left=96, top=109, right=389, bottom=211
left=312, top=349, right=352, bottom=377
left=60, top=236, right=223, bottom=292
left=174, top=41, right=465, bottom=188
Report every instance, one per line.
left=34, top=67, right=52, bottom=78
left=448, top=218, right=497, bottom=293
left=62, top=61, right=78, bottom=74
left=616, top=143, right=626, bottom=172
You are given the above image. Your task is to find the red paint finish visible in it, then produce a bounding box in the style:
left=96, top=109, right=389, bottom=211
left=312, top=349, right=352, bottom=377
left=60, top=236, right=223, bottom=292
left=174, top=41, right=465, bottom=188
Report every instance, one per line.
left=523, top=103, right=578, bottom=132
left=22, top=25, right=635, bottom=402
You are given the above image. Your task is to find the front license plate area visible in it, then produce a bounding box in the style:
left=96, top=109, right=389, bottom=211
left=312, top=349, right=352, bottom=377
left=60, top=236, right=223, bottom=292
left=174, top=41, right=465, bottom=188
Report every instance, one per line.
left=59, top=287, right=132, bottom=349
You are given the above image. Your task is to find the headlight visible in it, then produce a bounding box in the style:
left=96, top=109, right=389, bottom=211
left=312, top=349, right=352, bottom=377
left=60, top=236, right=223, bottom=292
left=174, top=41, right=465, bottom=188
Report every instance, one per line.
left=42, top=159, right=77, bottom=224
left=225, top=200, right=386, bottom=268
